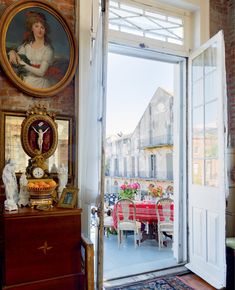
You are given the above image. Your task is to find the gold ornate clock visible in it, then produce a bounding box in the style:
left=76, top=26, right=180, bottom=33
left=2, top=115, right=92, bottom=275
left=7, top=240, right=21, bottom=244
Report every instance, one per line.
left=21, top=104, right=58, bottom=208
left=21, top=104, right=58, bottom=179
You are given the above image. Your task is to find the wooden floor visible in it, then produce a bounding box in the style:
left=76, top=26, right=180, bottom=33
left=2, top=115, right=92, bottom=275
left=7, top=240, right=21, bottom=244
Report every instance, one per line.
left=178, top=273, right=216, bottom=290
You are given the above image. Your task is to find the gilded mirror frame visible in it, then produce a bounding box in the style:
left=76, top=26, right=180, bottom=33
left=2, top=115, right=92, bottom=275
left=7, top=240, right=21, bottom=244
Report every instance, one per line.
left=0, top=111, right=73, bottom=179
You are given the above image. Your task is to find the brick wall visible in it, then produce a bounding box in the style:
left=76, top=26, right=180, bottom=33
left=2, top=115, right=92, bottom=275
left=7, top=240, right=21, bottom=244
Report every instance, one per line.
left=210, top=0, right=228, bottom=38
left=226, top=1, right=235, bottom=146
left=0, top=0, right=76, bottom=116
left=210, top=0, right=235, bottom=236
left=210, top=0, right=235, bottom=146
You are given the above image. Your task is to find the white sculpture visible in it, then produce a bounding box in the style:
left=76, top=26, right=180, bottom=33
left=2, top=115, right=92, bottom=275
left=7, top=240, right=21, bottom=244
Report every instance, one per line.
left=50, top=163, right=58, bottom=174
left=18, top=172, right=29, bottom=207
left=2, top=159, right=18, bottom=211
left=32, top=126, right=49, bottom=153
left=58, top=164, right=68, bottom=199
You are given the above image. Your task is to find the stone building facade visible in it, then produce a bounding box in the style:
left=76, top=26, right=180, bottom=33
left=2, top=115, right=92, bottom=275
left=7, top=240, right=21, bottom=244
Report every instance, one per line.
left=105, top=87, right=174, bottom=196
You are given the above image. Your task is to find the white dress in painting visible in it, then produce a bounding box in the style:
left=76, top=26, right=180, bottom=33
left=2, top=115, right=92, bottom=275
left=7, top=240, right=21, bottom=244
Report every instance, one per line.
left=17, top=43, right=54, bottom=88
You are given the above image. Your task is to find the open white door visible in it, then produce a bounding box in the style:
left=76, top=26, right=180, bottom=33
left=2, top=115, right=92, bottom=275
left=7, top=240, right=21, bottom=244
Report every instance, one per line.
left=187, top=31, right=227, bottom=289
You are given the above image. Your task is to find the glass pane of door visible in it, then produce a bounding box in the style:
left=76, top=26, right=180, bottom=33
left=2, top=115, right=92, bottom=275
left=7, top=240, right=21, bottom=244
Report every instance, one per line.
left=191, top=46, right=218, bottom=187
left=187, top=31, right=226, bottom=288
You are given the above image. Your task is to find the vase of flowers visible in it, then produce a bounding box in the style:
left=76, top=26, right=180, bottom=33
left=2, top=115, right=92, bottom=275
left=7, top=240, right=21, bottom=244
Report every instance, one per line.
left=119, top=182, right=140, bottom=199
left=148, top=184, right=163, bottom=200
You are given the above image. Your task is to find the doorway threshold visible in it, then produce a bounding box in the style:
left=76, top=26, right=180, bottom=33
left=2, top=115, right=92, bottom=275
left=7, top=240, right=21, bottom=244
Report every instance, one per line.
left=103, top=264, right=188, bottom=289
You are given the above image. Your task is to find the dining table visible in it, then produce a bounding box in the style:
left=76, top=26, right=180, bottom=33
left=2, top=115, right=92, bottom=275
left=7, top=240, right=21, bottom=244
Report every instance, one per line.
left=112, top=199, right=174, bottom=241
left=112, top=200, right=158, bottom=230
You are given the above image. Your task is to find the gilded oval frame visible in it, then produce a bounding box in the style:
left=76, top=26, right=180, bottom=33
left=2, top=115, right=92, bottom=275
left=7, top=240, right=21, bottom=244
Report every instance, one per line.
left=0, top=0, right=78, bottom=97
left=21, top=114, right=58, bottom=159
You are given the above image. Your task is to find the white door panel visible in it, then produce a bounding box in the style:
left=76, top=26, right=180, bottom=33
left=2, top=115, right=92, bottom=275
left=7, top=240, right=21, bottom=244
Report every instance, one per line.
left=187, top=31, right=227, bottom=289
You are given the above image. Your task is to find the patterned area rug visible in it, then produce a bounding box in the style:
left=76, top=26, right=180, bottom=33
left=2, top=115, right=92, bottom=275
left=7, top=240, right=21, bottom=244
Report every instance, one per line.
left=105, top=276, right=194, bottom=290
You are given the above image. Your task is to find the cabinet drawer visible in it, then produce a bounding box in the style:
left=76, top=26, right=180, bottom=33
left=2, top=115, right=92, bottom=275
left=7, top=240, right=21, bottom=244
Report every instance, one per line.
left=2, top=273, right=85, bottom=290
left=4, top=213, right=81, bottom=286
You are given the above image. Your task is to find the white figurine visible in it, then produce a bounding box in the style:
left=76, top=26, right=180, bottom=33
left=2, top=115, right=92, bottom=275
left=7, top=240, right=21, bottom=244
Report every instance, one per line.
left=18, top=172, right=29, bottom=207
left=58, top=164, right=68, bottom=199
left=50, top=163, right=58, bottom=174
left=2, top=159, right=18, bottom=211
left=32, top=126, right=49, bottom=153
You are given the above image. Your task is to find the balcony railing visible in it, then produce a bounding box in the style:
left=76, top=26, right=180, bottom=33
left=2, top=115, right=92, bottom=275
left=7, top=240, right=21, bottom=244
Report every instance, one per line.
left=107, top=170, right=173, bottom=181
left=109, top=171, right=134, bottom=178
left=140, top=134, right=173, bottom=148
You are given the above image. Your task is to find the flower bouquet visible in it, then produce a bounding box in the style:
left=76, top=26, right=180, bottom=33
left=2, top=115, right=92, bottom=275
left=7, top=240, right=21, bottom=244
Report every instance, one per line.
left=148, top=184, right=163, bottom=198
left=119, top=182, right=140, bottom=199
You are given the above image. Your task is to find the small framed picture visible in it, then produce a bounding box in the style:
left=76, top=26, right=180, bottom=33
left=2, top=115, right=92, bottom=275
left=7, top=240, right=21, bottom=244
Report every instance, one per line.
left=57, top=187, right=78, bottom=209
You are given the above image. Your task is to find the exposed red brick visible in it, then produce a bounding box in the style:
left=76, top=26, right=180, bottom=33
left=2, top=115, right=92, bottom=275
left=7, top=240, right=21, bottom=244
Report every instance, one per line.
left=210, top=0, right=235, bottom=146
left=54, top=3, right=75, bottom=16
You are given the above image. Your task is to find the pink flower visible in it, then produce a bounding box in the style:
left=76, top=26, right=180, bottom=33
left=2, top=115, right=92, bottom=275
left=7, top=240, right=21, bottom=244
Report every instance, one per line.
left=131, top=183, right=140, bottom=190
left=119, top=182, right=141, bottom=199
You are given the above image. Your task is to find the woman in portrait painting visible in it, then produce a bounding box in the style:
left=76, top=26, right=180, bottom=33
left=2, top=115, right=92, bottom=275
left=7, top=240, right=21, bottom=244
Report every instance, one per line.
left=8, top=11, right=54, bottom=88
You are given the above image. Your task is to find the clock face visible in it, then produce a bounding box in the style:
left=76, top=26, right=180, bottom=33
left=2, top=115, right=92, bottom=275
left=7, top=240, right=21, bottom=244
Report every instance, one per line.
left=32, top=167, right=44, bottom=179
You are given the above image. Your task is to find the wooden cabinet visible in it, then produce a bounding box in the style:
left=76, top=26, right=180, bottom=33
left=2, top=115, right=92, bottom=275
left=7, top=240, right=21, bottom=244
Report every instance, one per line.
left=0, top=207, right=85, bottom=290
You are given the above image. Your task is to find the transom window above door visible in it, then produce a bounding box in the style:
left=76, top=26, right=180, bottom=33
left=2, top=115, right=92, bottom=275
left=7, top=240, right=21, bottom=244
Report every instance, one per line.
left=109, top=0, right=185, bottom=46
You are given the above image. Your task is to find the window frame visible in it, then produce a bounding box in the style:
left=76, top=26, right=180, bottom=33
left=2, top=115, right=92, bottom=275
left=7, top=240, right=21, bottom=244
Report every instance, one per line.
left=108, top=0, right=192, bottom=57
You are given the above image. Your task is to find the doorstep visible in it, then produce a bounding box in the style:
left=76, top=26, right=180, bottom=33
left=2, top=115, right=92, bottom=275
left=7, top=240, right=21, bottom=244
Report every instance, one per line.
left=103, top=265, right=189, bottom=289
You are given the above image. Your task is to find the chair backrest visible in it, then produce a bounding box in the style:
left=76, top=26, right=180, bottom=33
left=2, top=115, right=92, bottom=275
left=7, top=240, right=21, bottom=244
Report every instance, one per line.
left=116, top=198, right=136, bottom=223
left=156, top=198, right=174, bottom=224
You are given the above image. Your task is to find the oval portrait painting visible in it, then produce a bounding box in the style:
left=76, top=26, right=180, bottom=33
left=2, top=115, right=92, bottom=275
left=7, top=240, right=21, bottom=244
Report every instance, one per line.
left=0, top=0, right=78, bottom=97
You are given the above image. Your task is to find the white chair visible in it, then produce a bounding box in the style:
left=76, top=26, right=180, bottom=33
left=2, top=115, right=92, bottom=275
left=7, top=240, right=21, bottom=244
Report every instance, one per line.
left=156, top=198, right=174, bottom=248
left=116, top=198, right=141, bottom=248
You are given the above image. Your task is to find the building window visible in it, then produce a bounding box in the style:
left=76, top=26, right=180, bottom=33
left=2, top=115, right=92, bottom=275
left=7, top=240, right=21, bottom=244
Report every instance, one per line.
left=131, top=156, right=135, bottom=177
left=124, top=157, right=127, bottom=176
left=114, top=158, right=119, bottom=176
left=150, top=154, right=156, bottom=178
left=136, top=156, right=139, bottom=177
left=166, top=152, right=173, bottom=180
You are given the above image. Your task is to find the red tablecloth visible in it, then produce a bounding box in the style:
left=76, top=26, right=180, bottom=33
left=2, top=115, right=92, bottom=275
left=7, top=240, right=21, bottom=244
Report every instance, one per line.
left=112, top=201, right=158, bottom=229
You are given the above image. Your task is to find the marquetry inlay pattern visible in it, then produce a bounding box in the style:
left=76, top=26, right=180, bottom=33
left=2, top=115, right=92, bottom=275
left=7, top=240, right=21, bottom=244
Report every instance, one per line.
left=37, top=241, right=53, bottom=255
